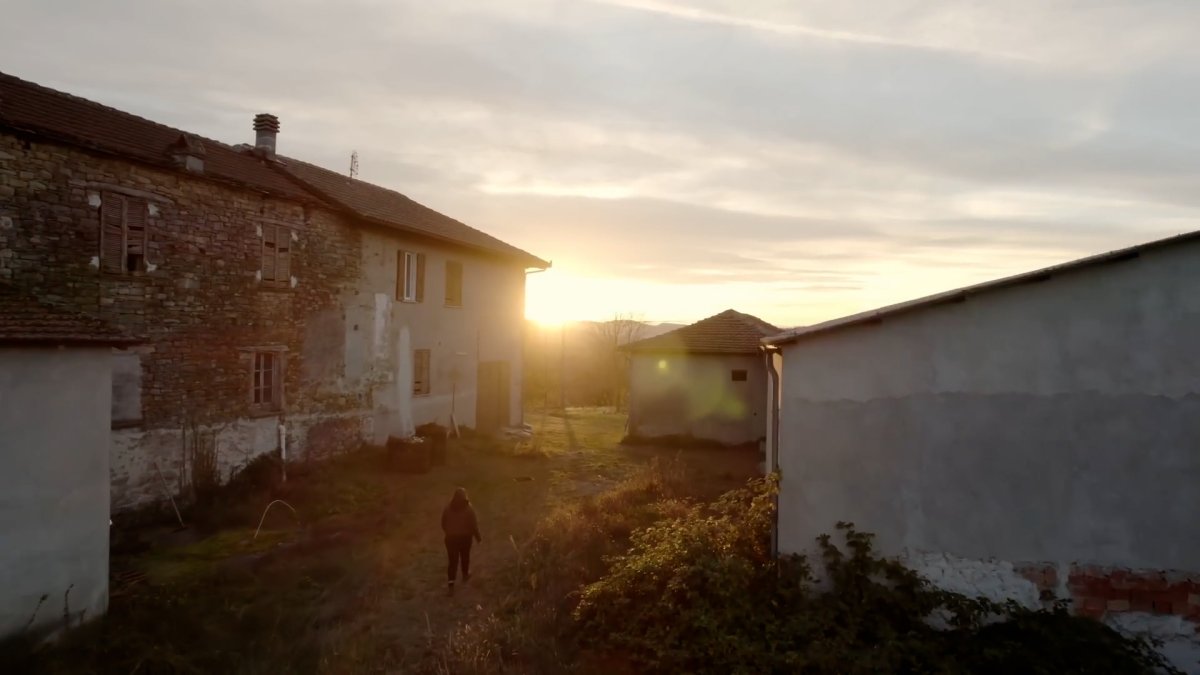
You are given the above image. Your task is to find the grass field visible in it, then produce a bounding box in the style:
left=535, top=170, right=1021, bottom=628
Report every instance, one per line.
left=8, top=409, right=760, bottom=674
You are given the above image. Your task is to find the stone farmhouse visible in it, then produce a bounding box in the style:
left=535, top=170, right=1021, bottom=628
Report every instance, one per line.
left=0, top=71, right=548, bottom=511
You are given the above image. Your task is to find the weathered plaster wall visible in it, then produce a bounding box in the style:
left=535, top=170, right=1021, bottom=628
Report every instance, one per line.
left=775, top=240, right=1200, bottom=671
left=628, top=353, right=766, bottom=445
left=345, top=228, right=526, bottom=442
left=0, top=347, right=111, bottom=639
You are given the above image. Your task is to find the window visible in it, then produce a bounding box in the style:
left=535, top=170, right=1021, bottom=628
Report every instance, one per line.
left=413, top=349, right=431, bottom=396
left=252, top=351, right=284, bottom=410
left=111, top=350, right=142, bottom=428
left=397, top=250, right=426, bottom=302
left=731, top=369, right=748, bottom=382
left=99, top=192, right=149, bottom=273
left=261, top=224, right=292, bottom=286
left=445, top=260, right=463, bottom=307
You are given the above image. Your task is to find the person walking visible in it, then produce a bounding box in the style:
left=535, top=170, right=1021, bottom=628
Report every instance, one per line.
left=441, top=487, right=482, bottom=595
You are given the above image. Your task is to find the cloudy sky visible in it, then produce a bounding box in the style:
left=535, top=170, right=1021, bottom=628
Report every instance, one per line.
left=3, top=0, right=1198, bottom=326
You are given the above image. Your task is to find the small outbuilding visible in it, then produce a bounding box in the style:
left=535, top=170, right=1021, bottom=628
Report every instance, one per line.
left=0, top=284, right=135, bottom=640
left=764, top=232, right=1200, bottom=670
left=622, top=309, right=778, bottom=447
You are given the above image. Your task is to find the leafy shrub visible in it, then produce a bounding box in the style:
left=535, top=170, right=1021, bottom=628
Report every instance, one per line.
left=435, top=458, right=694, bottom=673
left=574, top=476, right=1180, bottom=675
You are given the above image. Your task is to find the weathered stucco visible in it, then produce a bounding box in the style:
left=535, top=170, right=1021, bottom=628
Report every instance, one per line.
left=345, top=227, right=526, bottom=443
left=775, top=239, right=1200, bottom=671
left=628, top=353, right=766, bottom=445
left=0, top=347, right=111, bottom=639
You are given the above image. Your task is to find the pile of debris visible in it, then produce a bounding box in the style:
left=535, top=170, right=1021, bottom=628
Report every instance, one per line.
left=385, top=424, right=448, bottom=473
left=500, top=423, right=535, bottom=440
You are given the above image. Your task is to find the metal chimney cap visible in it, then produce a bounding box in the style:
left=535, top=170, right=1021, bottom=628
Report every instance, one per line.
left=253, top=113, right=280, bottom=132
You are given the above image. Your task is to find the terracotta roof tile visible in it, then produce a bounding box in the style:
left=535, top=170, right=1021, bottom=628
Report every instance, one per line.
left=0, top=71, right=313, bottom=201
left=0, top=70, right=548, bottom=268
left=623, top=309, right=780, bottom=355
left=0, top=284, right=137, bottom=345
left=277, top=157, right=549, bottom=267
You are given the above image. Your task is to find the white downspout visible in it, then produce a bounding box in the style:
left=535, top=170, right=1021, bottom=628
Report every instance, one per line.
left=763, top=345, right=781, bottom=558
left=278, top=422, right=287, bottom=483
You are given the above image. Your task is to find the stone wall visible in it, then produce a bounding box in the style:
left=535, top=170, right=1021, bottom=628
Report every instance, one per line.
left=0, top=130, right=371, bottom=509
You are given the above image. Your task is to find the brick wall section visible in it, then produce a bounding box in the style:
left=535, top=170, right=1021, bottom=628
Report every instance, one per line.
left=1018, top=563, right=1200, bottom=629
left=0, top=131, right=372, bottom=507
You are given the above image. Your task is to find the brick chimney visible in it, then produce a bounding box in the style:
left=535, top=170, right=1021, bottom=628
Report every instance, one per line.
left=253, top=113, right=280, bottom=158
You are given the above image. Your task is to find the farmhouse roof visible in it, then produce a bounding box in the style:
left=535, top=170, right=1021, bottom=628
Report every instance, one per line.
left=0, top=71, right=547, bottom=267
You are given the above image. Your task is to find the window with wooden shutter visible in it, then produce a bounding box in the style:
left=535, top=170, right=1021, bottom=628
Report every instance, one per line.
left=415, top=253, right=426, bottom=303
left=445, top=260, right=463, bottom=307
left=397, top=250, right=425, bottom=302
left=99, top=192, right=149, bottom=274
left=261, top=224, right=292, bottom=286
left=413, top=349, right=431, bottom=396
left=124, top=200, right=147, bottom=272
left=276, top=228, right=291, bottom=282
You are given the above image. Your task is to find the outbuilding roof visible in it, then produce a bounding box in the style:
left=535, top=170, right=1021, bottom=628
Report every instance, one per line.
left=623, top=309, right=779, bottom=355
left=0, top=284, right=137, bottom=346
left=764, top=229, right=1200, bottom=347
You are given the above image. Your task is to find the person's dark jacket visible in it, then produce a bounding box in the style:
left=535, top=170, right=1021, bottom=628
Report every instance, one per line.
left=442, top=489, right=482, bottom=542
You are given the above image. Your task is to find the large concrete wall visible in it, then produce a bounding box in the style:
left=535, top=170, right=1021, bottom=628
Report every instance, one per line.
left=776, top=239, right=1200, bottom=567
left=0, top=347, right=111, bottom=639
left=776, top=241, right=1200, bottom=670
left=628, top=353, right=766, bottom=445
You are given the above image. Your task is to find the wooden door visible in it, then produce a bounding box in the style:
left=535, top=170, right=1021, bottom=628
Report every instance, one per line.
left=476, top=360, right=511, bottom=433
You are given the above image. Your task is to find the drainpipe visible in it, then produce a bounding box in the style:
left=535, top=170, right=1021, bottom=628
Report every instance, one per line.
left=278, top=422, right=287, bottom=483
left=523, top=264, right=551, bottom=425
left=762, top=344, right=781, bottom=558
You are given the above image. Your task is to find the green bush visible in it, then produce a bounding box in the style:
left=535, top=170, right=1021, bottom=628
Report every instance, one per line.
left=574, top=476, right=1180, bottom=675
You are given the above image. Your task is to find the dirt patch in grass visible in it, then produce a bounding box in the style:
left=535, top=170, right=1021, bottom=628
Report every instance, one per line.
left=8, top=409, right=758, bottom=674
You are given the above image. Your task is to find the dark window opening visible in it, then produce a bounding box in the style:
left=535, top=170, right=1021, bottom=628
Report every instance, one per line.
left=253, top=351, right=282, bottom=409
left=731, top=369, right=748, bottom=382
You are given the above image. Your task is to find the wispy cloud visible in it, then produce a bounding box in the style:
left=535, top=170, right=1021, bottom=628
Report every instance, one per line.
left=591, top=0, right=1037, bottom=64
left=1, top=0, right=1197, bottom=325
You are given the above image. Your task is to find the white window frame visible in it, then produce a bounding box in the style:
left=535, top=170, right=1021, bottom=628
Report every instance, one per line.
left=399, top=251, right=418, bottom=302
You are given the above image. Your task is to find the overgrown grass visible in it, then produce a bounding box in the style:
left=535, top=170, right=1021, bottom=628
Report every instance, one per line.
left=437, top=469, right=1180, bottom=675
left=431, top=457, right=700, bottom=674
left=6, top=409, right=756, bottom=674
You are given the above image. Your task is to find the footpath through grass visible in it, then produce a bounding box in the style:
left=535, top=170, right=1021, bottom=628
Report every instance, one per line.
left=6, top=408, right=759, bottom=674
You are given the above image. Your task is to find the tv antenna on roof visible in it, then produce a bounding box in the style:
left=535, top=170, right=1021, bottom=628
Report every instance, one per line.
left=349, top=150, right=359, bottom=179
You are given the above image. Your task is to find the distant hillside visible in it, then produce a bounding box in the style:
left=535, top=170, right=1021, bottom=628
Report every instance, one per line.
left=638, top=322, right=685, bottom=340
